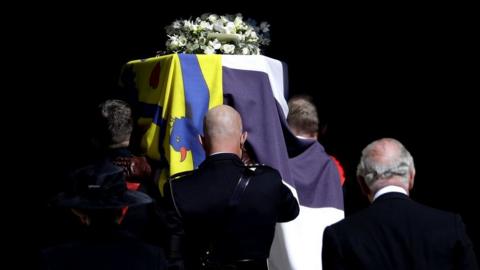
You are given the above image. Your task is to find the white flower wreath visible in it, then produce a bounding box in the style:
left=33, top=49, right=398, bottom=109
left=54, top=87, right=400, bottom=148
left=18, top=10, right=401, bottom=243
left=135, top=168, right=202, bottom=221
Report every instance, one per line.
left=164, top=13, right=270, bottom=55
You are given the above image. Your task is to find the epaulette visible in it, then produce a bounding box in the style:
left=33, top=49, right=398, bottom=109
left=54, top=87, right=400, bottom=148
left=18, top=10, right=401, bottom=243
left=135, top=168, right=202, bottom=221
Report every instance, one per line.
left=245, top=163, right=278, bottom=174
left=168, top=170, right=194, bottom=182
left=245, top=163, right=267, bottom=171
left=246, top=163, right=265, bottom=167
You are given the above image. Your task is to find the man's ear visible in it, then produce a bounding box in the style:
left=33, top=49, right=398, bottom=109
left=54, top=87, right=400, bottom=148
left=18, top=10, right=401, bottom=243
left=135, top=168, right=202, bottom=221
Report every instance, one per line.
left=408, top=168, right=416, bottom=191
left=241, top=131, right=248, bottom=144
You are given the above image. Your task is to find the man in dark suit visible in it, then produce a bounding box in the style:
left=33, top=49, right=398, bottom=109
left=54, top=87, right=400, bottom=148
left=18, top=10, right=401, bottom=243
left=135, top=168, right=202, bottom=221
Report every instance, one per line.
left=322, top=138, right=478, bottom=270
left=164, top=105, right=300, bottom=270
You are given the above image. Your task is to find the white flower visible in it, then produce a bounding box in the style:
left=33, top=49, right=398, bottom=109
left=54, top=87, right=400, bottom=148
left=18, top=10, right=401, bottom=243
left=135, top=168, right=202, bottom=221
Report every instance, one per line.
left=188, top=22, right=199, bottom=32
left=224, top=22, right=236, bottom=34
left=198, top=36, right=207, bottom=45
left=208, top=40, right=222, bottom=50
left=203, top=46, right=216, bottom=54
left=208, top=14, right=218, bottom=22
left=221, top=44, right=235, bottom=54
left=213, top=22, right=226, bottom=33
left=183, top=20, right=192, bottom=29
left=199, top=21, right=212, bottom=31
left=260, top=22, right=270, bottom=32
left=178, top=36, right=187, bottom=46
left=186, top=42, right=199, bottom=52
left=166, top=35, right=183, bottom=50
left=234, top=16, right=243, bottom=27
left=172, top=20, right=182, bottom=29
left=164, top=13, right=270, bottom=55
left=248, top=31, right=258, bottom=41
left=220, top=16, right=229, bottom=24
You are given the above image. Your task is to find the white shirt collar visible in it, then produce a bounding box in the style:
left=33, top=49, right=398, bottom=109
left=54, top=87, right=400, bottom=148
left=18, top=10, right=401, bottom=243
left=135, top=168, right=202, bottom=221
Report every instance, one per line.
left=295, top=135, right=316, bottom=140
left=209, top=152, right=231, bottom=156
left=373, top=185, right=408, bottom=202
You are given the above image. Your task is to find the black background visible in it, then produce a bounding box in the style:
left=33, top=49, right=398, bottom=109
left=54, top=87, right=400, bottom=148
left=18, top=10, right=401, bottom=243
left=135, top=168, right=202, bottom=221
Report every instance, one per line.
left=10, top=2, right=478, bottom=263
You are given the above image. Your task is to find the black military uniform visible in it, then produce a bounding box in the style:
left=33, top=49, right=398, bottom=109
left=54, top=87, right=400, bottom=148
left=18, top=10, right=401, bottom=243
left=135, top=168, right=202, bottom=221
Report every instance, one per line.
left=164, top=153, right=299, bottom=270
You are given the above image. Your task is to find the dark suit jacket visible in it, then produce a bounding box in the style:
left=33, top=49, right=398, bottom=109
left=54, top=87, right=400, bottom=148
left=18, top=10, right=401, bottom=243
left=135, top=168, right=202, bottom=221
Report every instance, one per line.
left=164, top=153, right=299, bottom=267
left=40, top=228, right=167, bottom=270
left=322, top=192, right=478, bottom=270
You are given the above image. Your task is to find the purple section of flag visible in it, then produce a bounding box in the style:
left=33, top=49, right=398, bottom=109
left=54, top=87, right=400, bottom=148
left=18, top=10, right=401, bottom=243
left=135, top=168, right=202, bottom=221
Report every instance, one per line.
left=223, top=67, right=291, bottom=180
left=223, top=67, right=343, bottom=209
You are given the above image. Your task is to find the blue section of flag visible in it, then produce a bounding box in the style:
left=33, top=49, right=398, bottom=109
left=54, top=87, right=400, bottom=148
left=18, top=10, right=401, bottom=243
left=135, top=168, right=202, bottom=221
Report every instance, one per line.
left=138, top=102, right=167, bottom=163
left=168, top=54, right=210, bottom=168
left=139, top=103, right=164, bottom=126
left=178, top=54, right=210, bottom=132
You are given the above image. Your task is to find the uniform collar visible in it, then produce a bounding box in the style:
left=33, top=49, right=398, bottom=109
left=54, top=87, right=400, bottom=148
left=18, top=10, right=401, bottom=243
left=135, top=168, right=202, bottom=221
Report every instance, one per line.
left=201, top=153, right=243, bottom=167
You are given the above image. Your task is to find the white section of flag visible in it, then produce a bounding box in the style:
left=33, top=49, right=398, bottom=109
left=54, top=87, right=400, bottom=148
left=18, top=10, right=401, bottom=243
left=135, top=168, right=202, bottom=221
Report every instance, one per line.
left=222, top=55, right=288, bottom=116
left=269, top=182, right=344, bottom=270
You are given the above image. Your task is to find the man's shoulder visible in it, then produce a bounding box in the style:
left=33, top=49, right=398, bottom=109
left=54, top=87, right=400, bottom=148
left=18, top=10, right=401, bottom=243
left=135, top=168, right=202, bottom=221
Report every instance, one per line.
left=329, top=207, right=370, bottom=228
left=244, top=164, right=284, bottom=187
left=408, top=200, right=460, bottom=223
left=377, top=195, right=459, bottom=222
left=332, top=199, right=460, bottom=232
left=168, top=170, right=196, bottom=182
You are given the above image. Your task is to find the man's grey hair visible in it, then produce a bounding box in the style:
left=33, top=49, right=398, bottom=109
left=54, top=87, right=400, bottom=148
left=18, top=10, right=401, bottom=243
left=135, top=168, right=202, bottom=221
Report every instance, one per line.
left=357, top=138, right=415, bottom=188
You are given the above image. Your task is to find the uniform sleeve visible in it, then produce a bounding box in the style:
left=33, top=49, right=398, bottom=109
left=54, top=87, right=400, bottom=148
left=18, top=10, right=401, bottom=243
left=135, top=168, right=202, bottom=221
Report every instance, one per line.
left=322, top=225, right=347, bottom=270
left=162, top=181, right=186, bottom=269
left=453, top=214, right=478, bottom=270
left=277, top=180, right=300, bottom=222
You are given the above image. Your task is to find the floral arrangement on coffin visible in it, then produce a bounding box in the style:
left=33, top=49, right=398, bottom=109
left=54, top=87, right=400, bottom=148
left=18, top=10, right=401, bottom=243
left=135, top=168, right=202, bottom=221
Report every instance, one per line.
left=164, top=13, right=270, bottom=55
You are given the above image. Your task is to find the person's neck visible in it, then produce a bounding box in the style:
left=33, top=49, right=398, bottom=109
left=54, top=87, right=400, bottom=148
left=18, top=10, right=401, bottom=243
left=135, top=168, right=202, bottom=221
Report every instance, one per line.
left=108, top=141, right=130, bottom=149
left=209, top=151, right=234, bottom=156
left=293, top=132, right=317, bottom=140
left=296, top=135, right=316, bottom=140
left=207, top=147, right=241, bottom=158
